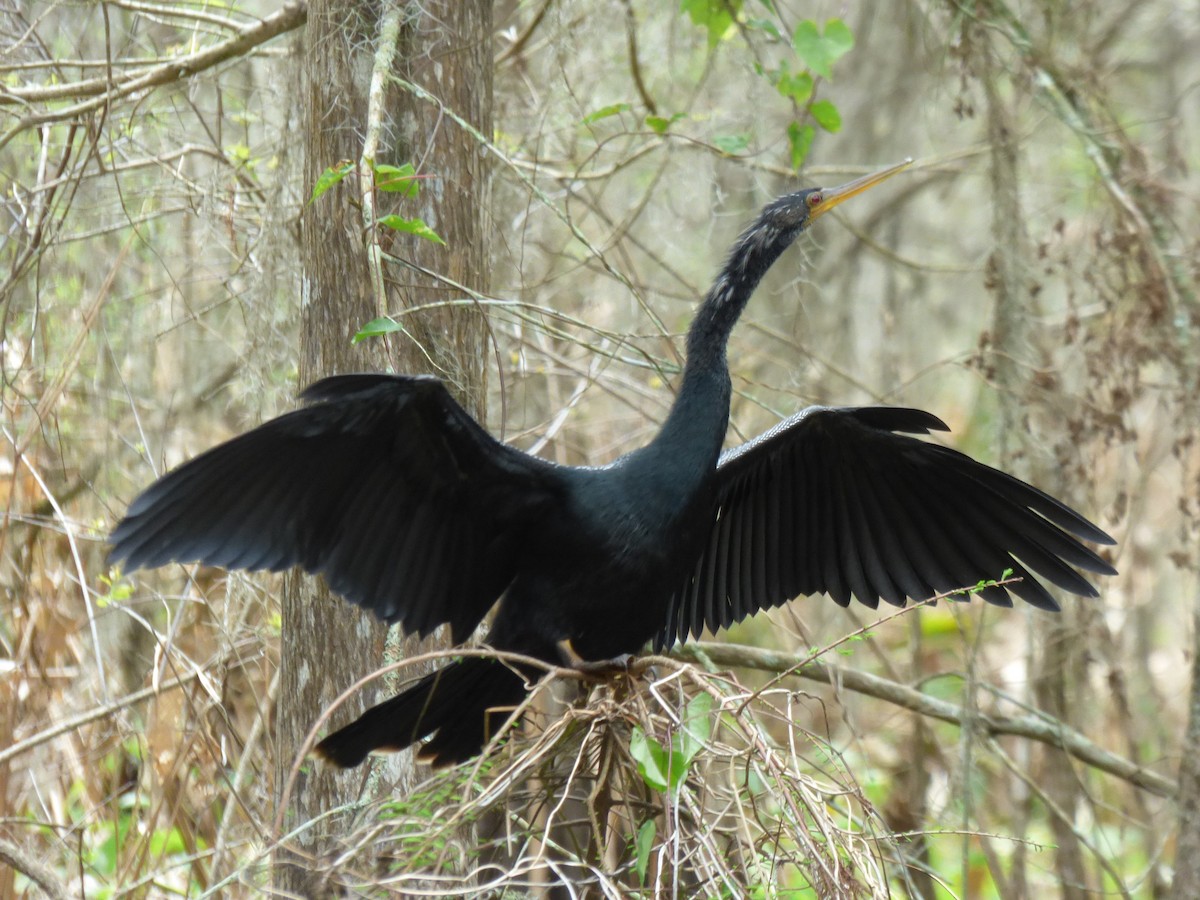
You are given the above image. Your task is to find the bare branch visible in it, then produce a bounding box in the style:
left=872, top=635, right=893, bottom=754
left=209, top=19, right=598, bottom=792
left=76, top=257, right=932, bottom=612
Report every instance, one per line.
left=0, top=837, right=71, bottom=900
left=0, top=1, right=307, bottom=150
left=672, top=641, right=1177, bottom=799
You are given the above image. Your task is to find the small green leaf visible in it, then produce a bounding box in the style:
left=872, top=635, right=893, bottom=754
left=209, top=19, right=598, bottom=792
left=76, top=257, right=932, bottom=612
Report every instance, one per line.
left=792, top=18, right=854, bottom=81
left=583, top=102, right=631, bottom=125
left=791, top=21, right=827, bottom=77
left=309, top=160, right=354, bottom=204
left=775, top=68, right=814, bottom=105
left=373, top=162, right=419, bottom=196
left=681, top=0, right=741, bottom=48
left=787, top=122, right=815, bottom=169
left=810, top=99, right=842, bottom=132
left=823, top=18, right=855, bottom=60
left=378, top=214, right=445, bottom=245
left=645, top=112, right=685, bottom=134
left=225, top=142, right=255, bottom=168
left=635, top=820, right=656, bottom=884
left=712, top=133, right=750, bottom=155
left=672, top=692, right=713, bottom=769
left=353, top=316, right=407, bottom=343
left=148, top=825, right=189, bottom=857
left=630, top=727, right=670, bottom=792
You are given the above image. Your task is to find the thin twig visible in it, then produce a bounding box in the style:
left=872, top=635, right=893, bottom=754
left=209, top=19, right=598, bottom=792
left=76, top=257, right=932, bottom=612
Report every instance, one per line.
left=0, top=1, right=308, bottom=150
left=0, top=837, right=72, bottom=900
left=672, top=641, right=1176, bottom=799
left=0, top=659, right=250, bottom=766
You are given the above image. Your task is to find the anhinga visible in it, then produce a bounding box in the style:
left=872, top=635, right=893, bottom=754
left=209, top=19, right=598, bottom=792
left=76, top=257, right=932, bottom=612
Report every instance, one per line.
left=108, top=160, right=1116, bottom=766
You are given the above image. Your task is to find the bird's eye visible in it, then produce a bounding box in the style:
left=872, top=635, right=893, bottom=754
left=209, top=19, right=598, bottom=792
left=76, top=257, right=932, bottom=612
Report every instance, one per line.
left=806, top=191, right=823, bottom=208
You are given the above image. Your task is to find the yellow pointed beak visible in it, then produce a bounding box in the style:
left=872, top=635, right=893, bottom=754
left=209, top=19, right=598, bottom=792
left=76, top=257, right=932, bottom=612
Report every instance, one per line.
left=808, top=158, right=913, bottom=222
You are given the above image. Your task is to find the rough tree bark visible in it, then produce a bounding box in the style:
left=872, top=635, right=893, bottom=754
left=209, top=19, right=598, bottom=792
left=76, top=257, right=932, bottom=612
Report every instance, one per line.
left=1171, top=600, right=1200, bottom=897
left=274, top=1, right=492, bottom=894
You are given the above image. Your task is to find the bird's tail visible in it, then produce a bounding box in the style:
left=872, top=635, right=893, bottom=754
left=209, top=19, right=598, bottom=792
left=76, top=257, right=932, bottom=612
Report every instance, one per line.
left=314, top=657, right=530, bottom=768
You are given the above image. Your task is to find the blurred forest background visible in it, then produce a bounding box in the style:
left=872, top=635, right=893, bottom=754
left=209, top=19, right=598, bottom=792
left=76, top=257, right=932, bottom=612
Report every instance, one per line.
left=1, top=0, right=1197, bottom=897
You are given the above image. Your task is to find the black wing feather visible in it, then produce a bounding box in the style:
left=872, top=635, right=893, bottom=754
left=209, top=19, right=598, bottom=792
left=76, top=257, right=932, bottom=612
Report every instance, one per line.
left=110, top=374, right=560, bottom=639
left=661, top=406, right=1114, bottom=644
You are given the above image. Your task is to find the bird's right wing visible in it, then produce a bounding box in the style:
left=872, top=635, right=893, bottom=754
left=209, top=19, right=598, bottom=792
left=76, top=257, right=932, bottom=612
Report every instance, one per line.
left=109, top=374, right=561, bottom=643
left=660, top=406, right=1116, bottom=647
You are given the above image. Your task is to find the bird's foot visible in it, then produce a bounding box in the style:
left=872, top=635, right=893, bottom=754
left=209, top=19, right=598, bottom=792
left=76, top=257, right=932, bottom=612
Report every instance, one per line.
left=556, top=639, right=635, bottom=677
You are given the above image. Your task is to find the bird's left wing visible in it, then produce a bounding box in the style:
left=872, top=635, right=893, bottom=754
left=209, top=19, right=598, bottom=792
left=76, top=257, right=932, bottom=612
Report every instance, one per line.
left=660, top=406, right=1116, bottom=647
left=109, top=374, right=561, bottom=642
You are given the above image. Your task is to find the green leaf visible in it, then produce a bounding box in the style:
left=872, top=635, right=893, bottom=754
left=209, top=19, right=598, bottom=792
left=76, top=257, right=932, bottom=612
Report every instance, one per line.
left=774, top=68, right=813, bottom=105
left=787, top=122, right=815, bottom=170
left=792, top=18, right=855, bottom=80
left=810, top=99, right=842, bottom=132
left=148, top=825, right=189, bottom=857
left=672, top=692, right=713, bottom=768
left=353, top=316, right=407, bottom=343
left=373, top=162, right=419, bottom=196
left=791, top=21, right=827, bottom=77
left=635, top=820, right=656, bottom=884
left=645, top=112, right=686, bottom=134
left=377, top=213, right=445, bottom=245
left=712, top=133, right=750, bottom=155
left=309, top=160, right=354, bottom=204
left=681, top=0, right=741, bottom=48
left=630, top=727, right=670, bottom=792
left=225, top=142, right=255, bottom=168
left=583, top=102, right=631, bottom=124
left=823, top=18, right=855, bottom=60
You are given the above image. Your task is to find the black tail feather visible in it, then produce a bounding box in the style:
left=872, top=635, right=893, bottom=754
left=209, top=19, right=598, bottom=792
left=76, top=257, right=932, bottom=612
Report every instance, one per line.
left=314, top=658, right=529, bottom=768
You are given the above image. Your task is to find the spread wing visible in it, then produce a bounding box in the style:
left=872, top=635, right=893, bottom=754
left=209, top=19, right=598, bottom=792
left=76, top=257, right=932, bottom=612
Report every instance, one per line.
left=661, top=406, right=1115, bottom=646
left=109, top=374, right=561, bottom=642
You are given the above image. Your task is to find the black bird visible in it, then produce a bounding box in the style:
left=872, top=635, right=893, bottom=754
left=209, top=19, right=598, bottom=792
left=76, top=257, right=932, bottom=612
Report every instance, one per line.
left=108, top=160, right=1116, bottom=766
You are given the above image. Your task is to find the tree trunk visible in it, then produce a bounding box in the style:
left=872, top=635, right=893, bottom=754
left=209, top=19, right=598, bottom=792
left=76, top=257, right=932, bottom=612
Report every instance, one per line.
left=274, top=1, right=491, bottom=894
left=1171, top=594, right=1200, bottom=898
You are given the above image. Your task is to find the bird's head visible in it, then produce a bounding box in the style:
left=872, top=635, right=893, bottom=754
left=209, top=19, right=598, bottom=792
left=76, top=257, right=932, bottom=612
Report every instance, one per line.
left=759, top=158, right=913, bottom=241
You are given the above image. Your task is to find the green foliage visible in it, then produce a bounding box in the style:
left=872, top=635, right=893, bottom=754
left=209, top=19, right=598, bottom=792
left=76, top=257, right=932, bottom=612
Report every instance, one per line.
left=774, top=66, right=814, bottom=105
left=680, top=0, right=742, bottom=47
left=777, top=19, right=854, bottom=165
left=56, top=756, right=205, bottom=900
left=378, top=764, right=494, bottom=872
left=809, top=99, right=841, bottom=133
left=309, top=159, right=423, bottom=203
left=737, top=15, right=857, bottom=167
left=224, top=142, right=260, bottom=170
left=630, top=726, right=671, bottom=791
left=790, top=19, right=854, bottom=81
left=786, top=122, right=815, bottom=170
left=659, top=8, right=858, bottom=167
left=634, top=819, right=656, bottom=883
left=378, top=213, right=445, bottom=245
left=631, top=692, right=713, bottom=795
left=309, top=159, right=354, bottom=203
left=97, top=568, right=133, bottom=608
left=967, top=567, right=1015, bottom=597
left=353, top=315, right=409, bottom=344
left=645, top=112, right=687, bottom=134
left=583, top=102, right=632, bottom=124
left=712, top=132, right=751, bottom=155
left=373, top=162, right=420, bottom=196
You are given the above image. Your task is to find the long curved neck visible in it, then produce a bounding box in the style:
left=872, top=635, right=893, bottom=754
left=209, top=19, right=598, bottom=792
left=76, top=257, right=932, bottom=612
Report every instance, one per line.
left=655, top=216, right=799, bottom=458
